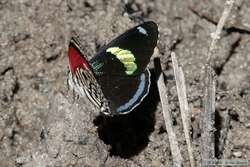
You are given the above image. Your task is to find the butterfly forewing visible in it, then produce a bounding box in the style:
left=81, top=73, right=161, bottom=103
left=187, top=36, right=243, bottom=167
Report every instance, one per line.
left=89, top=21, right=158, bottom=114
left=90, top=21, right=158, bottom=76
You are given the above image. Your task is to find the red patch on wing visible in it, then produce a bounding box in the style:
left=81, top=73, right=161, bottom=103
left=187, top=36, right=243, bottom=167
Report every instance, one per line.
left=68, top=43, right=90, bottom=74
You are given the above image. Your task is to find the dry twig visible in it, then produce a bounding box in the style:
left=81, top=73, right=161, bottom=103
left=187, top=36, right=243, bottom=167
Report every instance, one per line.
left=201, top=66, right=216, bottom=165
left=206, top=0, right=235, bottom=65
left=154, top=58, right=183, bottom=167
left=171, top=52, right=195, bottom=167
left=201, top=0, right=235, bottom=166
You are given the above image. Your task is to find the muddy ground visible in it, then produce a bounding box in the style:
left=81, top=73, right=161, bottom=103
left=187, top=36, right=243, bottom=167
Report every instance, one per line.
left=0, top=0, right=249, bottom=166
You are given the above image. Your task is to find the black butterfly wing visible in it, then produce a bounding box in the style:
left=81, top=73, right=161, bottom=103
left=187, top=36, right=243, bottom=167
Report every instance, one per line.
left=90, top=21, right=158, bottom=76
left=90, top=21, right=158, bottom=114
left=95, top=68, right=151, bottom=114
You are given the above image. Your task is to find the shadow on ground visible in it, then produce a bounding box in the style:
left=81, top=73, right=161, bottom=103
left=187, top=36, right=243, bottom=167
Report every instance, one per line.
left=93, top=69, right=159, bottom=158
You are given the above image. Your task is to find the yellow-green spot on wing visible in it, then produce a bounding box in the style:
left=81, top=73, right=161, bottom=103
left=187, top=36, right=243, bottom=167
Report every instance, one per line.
left=106, top=47, right=137, bottom=75
left=106, top=47, right=120, bottom=55
left=123, top=62, right=137, bottom=75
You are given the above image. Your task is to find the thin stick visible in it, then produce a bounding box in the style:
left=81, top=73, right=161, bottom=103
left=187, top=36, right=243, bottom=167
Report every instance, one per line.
left=201, top=0, right=235, bottom=165
left=206, top=0, right=235, bottom=64
left=201, top=66, right=216, bottom=166
left=154, top=58, right=183, bottom=167
left=171, top=52, right=195, bottom=167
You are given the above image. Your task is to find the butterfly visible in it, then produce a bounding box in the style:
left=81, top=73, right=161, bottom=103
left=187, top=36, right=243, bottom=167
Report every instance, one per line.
left=67, top=21, right=158, bottom=115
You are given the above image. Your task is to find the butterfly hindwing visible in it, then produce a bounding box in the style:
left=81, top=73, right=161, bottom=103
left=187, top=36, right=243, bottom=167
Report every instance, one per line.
left=68, top=37, right=110, bottom=114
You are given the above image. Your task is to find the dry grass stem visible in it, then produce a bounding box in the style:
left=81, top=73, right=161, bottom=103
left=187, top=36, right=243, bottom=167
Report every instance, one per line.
left=201, top=0, right=235, bottom=166
left=171, top=52, right=195, bottom=167
left=154, top=58, right=183, bottom=167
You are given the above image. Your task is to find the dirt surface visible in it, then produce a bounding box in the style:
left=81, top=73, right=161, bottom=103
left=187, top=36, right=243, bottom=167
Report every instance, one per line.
left=0, top=0, right=250, bottom=166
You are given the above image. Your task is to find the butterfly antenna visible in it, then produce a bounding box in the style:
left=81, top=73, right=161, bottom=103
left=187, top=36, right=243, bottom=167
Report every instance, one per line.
left=72, top=89, right=76, bottom=104
left=67, top=70, right=70, bottom=90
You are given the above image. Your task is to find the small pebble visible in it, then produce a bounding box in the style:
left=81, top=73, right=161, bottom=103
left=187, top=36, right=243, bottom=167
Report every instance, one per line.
left=233, top=151, right=242, bottom=157
left=245, top=123, right=250, bottom=128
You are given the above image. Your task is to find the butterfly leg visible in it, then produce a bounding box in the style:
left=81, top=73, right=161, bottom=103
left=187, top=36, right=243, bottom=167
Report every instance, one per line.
left=72, top=89, right=80, bottom=104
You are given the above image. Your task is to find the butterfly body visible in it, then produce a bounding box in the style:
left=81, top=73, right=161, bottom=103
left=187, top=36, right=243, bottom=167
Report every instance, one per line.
left=68, top=21, right=158, bottom=115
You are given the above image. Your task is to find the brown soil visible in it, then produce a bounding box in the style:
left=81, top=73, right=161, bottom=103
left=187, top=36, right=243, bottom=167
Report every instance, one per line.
left=0, top=0, right=249, bottom=166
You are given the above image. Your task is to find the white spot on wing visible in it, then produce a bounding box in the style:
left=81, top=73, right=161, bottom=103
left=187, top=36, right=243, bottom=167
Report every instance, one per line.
left=137, top=26, right=148, bottom=36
